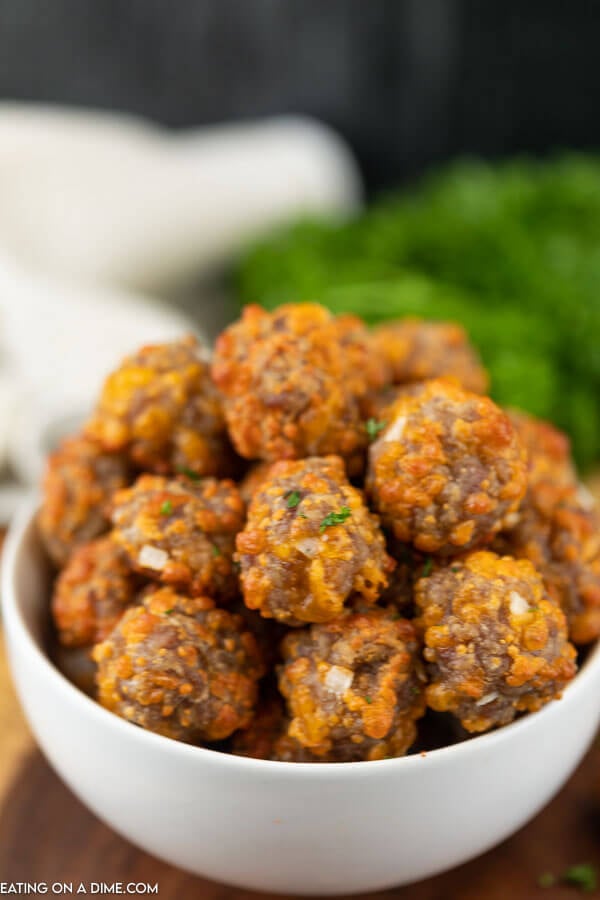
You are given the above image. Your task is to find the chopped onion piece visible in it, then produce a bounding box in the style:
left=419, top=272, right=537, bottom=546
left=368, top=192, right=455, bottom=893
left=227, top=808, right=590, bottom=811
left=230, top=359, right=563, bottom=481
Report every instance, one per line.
left=509, top=590, right=529, bottom=616
left=324, top=665, right=354, bottom=695
left=139, top=544, right=168, bottom=571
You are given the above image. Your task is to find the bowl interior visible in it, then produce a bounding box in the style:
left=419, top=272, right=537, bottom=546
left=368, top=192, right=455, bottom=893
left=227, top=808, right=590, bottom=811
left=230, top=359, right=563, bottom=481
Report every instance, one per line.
left=5, top=501, right=600, bottom=772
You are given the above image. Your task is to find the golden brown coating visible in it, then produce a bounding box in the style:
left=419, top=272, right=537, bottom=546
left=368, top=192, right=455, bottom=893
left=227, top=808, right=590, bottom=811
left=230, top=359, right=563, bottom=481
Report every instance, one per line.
left=52, top=537, right=138, bottom=648
left=111, top=474, right=245, bottom=601
left=415, top=551, right=577, bottom=732
left=86, top=335, right=235, bottom=476
left=372, top=318, right=489, bottom=394
left=508, top=409, right=577, bottom=514
left=38, top=434, right=131, bottom=567
left=495, top=412, right=600, bottom=644
left=237, top=456, right=392, bottom=625
left=94, top=586, right=264, bottom=743
left=231, top=693, right=325, bottom=762
left=212, top=303, right=382, bottom=467
left=367, top=379, right=527, bottom=555
left=278, top=608, right=425, bottom=761
left=495, top=496, right=600, bottom=646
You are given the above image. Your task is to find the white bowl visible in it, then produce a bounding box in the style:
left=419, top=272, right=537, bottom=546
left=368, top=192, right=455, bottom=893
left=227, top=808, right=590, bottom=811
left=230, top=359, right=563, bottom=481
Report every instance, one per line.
left=4, top=504, right=600, bottom=896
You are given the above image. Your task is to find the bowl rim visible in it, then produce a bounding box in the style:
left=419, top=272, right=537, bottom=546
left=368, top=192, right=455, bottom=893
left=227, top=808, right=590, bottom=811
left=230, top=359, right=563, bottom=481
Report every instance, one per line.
left=4, top=499, right=600, bottom=778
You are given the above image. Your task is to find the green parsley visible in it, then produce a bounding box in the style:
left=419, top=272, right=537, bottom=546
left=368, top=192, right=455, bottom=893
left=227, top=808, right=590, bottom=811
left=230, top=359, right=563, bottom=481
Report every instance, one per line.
left=297, top=512, right=308, bottom=519
left=366, top=418, right=387, bottom=440
left=365, top=696, right=373, bottom=704
left=537, top=872, right=556, bottom=889
left=177, top=466, right=201, bottom=481
left=164, top=608, right=175, bottom=615
left=212, top=544, right=221, bottom=558
left=160, top=500, right=173, bottom=516
left=451, top=566, right=461, bottom=573
left=285, top=490, right=302, bottom=509
left=319, top=506, right=352, bottom=532
left=563, top=863, right=597, bottom=893
left=421, top=557, right=433, bottom=578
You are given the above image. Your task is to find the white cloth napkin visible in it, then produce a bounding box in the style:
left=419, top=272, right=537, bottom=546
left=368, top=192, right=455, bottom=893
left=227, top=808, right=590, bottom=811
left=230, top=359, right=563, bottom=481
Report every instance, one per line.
left=0, top=105, right=362, bottom=515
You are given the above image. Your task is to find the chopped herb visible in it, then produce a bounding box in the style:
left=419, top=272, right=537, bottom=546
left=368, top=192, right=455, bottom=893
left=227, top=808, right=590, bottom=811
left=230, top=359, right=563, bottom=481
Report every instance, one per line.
left=451, top=566, right=461, bottom=573
left=164, top=608, right=175, bottom=615
left=411, top=686, right=421, bottom=697
left=563, top=863, right=597, bottom=893
left=366, top=418, right=387, bottom=440
left=160, top=500, right=173, bottom=515
left=421, top=557, right=433, bottom=578
left=365, top=696, right=373, bottom=704
left=537, top=872, right=556, bottom=889
left=285, top=490, right=302, bottom=509
left=212, top=544, right=221, bottom=558
left=232, top=560, right=241, bottom=572
left=177, top=466, right=201, bottom=481
left=297, top=512, right=308, bottom=519
left=319, top=506, right=352, bottom=532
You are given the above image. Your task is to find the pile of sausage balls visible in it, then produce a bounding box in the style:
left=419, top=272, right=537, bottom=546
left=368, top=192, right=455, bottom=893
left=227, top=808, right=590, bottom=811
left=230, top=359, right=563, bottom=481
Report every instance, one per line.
left=39, top=304, right=599, bottom=762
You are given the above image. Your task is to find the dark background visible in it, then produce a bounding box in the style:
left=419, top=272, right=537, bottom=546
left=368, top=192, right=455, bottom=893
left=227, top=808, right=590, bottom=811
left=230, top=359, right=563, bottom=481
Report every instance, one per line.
left=1, top=0, right=599, bottom=191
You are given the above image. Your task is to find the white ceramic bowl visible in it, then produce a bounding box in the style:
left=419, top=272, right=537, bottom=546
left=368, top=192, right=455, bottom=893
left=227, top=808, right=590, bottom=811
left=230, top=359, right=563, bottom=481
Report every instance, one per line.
left=4, top=504, right=600, bottom=896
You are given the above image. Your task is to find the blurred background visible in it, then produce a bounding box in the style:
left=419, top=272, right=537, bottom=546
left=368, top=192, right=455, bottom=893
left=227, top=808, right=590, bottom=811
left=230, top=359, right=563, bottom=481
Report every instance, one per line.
left=2, top=0, right=599, bottom=190
left=0, top=0, right=598, bottom=496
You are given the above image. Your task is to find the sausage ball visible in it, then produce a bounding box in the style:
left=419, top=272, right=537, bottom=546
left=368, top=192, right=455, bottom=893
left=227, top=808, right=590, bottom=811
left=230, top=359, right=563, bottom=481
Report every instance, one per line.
left=372, top=318, right=489, bottom=394
left=52, top=537, right=137, bottom=648
left=415, top=551, right=577, bottom=732
left=111, top=474, right=245, bottom=601
left=508, top=410, right=577, bottom=514
left=237, top=456, right=392, bottom=625
left=212, top=303, right=378, bottom=468
left=86, top=335, right=236, bottom=476
left=367, top=379, right=527, bottom=555
left=495, top=411, right=600, bottom=644
left=277, top=608, right=426, bottom=761
left=496, top=496, right=600, bottom=646
left=94, top=586, right=265, bottom=743
left=38, top=434, right=131, bottom=567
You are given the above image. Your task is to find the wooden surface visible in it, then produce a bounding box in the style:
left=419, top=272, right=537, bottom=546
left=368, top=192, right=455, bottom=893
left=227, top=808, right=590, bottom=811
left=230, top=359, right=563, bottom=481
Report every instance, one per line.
left=0, top=630, right=598, bottom=899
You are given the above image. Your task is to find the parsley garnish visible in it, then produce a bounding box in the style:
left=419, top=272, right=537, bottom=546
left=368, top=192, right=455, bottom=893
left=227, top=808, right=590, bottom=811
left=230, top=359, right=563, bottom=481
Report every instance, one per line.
left=422, top=557, right=433, bottom=577
left=365, top=696, right=372, bottom=704
left=319, top=506, right=352, bottom=532
left=563, top=864, right=597, bottom=893
left=177, top=466, right=201, bottom=481
left=297, top=512, right=308, bottom=519
left=212, top=544, right=221, bottom=558
left=537, top=872, right=556, bottom=889
left=164, top=608, right=175, bottom=615
left=451, top=566, right=461, bottom=573
left=366, top=418, right=387, bottom=440
left=160, top=500, right=173, bottom=515
left=285, top=490, right=302, bottom=509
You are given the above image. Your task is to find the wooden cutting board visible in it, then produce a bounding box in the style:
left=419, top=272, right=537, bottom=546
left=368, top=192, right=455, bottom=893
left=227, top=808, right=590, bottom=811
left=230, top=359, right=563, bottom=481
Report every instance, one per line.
left=1, top=629, right=599, bottom=900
